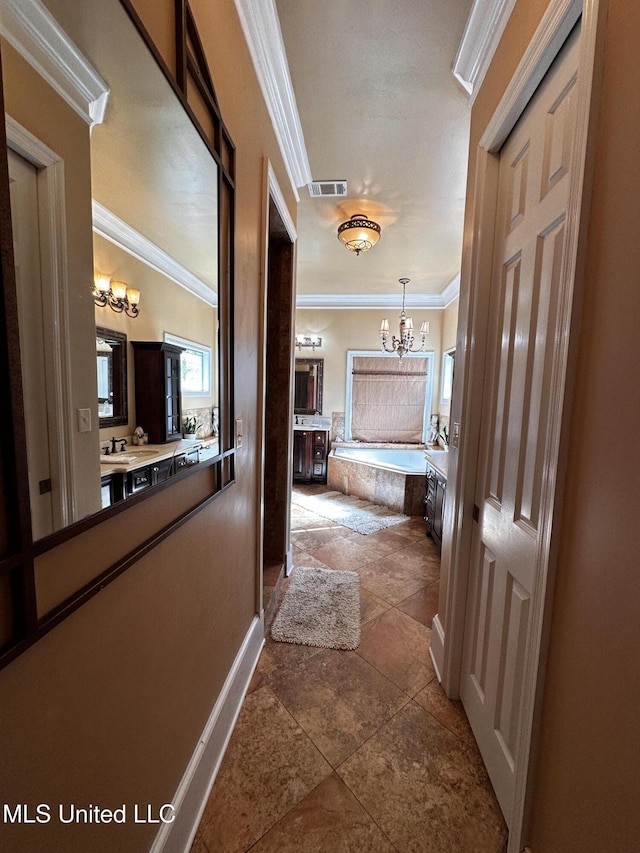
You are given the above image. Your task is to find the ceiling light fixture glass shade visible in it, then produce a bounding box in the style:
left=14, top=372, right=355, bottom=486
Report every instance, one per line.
left=380, top=278, right=429, bottom=357
left=337, top=213, right=381, bottom=256
left=93, top=275, right=140, bottom=318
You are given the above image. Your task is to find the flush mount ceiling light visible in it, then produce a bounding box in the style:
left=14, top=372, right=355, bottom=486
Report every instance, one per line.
left=337, top=213, right=381, bottom=256
left=380, top=278, right=429, bottom=358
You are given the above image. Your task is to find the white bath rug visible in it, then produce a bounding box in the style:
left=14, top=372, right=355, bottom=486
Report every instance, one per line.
left=291, top=490, right=410, bottom=534
left=271, top=566, right=360, bottom=650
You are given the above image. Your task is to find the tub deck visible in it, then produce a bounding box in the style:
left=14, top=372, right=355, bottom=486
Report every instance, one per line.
left=327, top=444, right=429, bottom=517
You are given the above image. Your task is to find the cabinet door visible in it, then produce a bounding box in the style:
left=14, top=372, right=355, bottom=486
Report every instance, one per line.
left=424, top=469, right=436, bottom=533
left=433, top=477, right=446, bottom=547
left=165, top=351, right=182, bottom=440
left=311, top=430, right=328, bottom=482
left=151, top=458, right=173, bottom=485
left=293, top=431, right=311, bottom=481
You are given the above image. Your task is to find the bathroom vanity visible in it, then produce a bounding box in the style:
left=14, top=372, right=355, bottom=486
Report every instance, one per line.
left=292, top=424, right=330, bottom=483
left=424, top=450, right=448, bottom=551
left=100, top=439, right=217, bottom=508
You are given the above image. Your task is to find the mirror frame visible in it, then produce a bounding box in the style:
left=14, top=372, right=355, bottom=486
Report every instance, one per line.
left=294, top=358, right=324, bottom=415
left=96, top=327, right=128, bottom=428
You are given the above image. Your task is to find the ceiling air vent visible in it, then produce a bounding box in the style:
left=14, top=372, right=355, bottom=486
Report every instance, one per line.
left=308, top=180, right=348, bottom=198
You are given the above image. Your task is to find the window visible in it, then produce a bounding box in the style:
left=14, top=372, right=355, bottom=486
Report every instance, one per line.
left=345, top=351, right=434, bottom=443
left=164, top=333, right=212, bottom=396
left=441, top=347, right=455, bottom=405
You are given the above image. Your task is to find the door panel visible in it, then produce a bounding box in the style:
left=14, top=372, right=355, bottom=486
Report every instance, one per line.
left=8, top=149, right=54, bottom=539
left=461, top=24, right=580, bottom=822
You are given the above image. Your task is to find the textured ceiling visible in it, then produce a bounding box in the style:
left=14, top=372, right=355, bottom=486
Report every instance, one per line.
left=276, top=0, right=473, bottom=299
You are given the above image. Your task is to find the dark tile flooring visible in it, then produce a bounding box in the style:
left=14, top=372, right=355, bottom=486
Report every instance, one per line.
left=192, top=486, right=507, bottom=852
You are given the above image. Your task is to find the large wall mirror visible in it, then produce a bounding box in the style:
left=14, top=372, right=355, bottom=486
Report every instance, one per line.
left=294, top=359, right=324, bottom=415
left=97, top=327, right=128, bottom=428
left=3, top=0, right=231, bottom=543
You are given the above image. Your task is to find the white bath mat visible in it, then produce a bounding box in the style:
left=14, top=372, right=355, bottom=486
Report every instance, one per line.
left=291, top=490, right=410, bottom=534
left=271, top=566, right=360, bottom=650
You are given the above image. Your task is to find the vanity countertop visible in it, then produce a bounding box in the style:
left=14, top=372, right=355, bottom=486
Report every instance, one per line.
left=293, top=422, right=331, bottom=431
left=424, top=449, right=449, bottom=480
left=100, top=438, right=218, bottom=475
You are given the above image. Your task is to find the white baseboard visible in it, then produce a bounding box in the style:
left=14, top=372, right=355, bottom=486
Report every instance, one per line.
left=150, top=614, right=265, bottom=853
left=284, top=545, right=293, bottom=577
left=430, top=613, right=445, bottom=683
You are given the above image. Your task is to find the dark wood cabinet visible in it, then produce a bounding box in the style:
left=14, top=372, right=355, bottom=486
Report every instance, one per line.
left=424, top=463, right=446, bottom=551
left=131, top=342, right=184, bottom=444
left=292, top=429, right=329, bottom=483
left=103, top=447, right=201, bottom=505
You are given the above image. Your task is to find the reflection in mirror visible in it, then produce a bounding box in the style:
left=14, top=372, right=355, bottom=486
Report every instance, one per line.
left=96, top=328, right=127, bottom=427
left=441, top=347, right=455, bottom=405
left=294, top=359, right=324, bottom=415
left=4, top=0, right=220, bottom=539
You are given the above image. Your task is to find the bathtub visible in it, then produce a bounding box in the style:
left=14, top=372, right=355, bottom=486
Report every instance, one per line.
left=328, top=444, right=428, bottom=517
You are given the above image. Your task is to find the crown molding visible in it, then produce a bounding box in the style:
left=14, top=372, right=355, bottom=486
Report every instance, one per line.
left=233, top=0, right=312, bottom=202
left=480, top=0, right=582, bottom=152
left=0, top=0, right=109, bottom=127
left=296, top=291, right=455, bottom=310
left=441, top=273, right=461, bottom=308
left=92, top=201, right=217, bottom=307
left=453, top=0, right=518, bottom=102
left=267, top=161, right=297, bottom=243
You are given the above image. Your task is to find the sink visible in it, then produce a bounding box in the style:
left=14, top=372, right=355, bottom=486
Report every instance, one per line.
left=100, top=448, right=161, bottom=465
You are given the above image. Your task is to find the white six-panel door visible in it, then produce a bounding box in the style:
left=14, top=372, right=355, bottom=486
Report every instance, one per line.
left=460, top=24, right=580, bottom=822
left=8, top=148, right=55, bottom=539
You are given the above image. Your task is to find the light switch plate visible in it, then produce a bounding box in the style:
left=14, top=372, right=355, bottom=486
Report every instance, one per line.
left=452, top=422, right=460, bottom=448
left=236, top=419, right=243, bottom=448
left=77, top=408, right=91, bottom=432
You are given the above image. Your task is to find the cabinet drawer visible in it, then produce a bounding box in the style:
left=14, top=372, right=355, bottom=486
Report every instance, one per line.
left=175, top=449, right=200, bottom=471
left=314, top=432, right=326, bottom=445
left=128, top=467, right=151, bottom=495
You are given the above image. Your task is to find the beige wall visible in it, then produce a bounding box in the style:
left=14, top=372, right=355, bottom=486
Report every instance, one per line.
left=295, top=307, right=446, bottom=422
left=528, top=0, right=640, bottom=848
left=94, top=235, right=217, bottom=442
left=451, top=0, right=640, bottom=849
left=0, top=1, right=296, bottom=851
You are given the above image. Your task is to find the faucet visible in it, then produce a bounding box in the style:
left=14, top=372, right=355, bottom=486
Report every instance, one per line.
left=111, top=437, right=127, bottom=453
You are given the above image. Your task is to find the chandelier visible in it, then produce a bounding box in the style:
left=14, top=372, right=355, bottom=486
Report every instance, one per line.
left=380, top=278, right=429, bottom=357
left=93, top=274, right=140, bottom=318
left=337, top=213, right=381, bottom=256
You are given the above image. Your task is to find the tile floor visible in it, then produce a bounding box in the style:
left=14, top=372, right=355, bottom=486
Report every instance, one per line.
left=192, top=486, right=507, bottom=853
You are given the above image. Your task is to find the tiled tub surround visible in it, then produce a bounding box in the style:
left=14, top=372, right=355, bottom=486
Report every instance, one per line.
left=328, top=444, right=429, bottom=516
left=182, top=406, right=219, bottom=439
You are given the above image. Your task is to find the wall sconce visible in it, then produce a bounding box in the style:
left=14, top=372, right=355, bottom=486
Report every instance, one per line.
left=93, top=274, right=140, bottom=318
left=296, top=334, right=322, bottom=351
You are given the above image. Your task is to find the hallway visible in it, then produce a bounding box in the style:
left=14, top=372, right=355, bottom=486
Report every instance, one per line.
left=192, top=487, right=507, bottom=852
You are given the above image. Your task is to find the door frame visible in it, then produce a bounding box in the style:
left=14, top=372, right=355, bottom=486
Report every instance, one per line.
left=6, top=116, right=76, bottom=531
left=435, top=0, right=605, bottom=848
left=256, top=159, right=297, bottom=615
